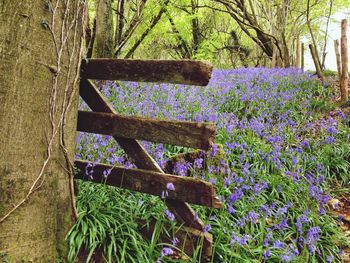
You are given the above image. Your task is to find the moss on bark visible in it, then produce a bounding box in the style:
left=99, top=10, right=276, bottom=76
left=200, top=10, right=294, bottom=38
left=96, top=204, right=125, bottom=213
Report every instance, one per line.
left=0, top=0, right=85, bottom=261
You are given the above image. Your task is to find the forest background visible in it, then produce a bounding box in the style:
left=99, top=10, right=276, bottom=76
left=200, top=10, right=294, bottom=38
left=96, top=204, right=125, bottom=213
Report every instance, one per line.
left=87, top=0, right=350, bottom=71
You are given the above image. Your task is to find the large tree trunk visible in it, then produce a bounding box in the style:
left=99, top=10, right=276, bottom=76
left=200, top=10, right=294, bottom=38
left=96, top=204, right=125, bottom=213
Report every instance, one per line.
left=0, top=0, right=85, bottom=261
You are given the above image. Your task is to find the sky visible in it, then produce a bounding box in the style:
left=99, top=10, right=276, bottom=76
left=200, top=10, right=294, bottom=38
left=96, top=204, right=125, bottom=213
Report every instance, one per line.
left=304, top=11, right=350, bottom=71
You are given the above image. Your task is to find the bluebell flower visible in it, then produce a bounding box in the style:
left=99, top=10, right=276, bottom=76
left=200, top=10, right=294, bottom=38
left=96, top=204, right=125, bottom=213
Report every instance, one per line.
left=281, top=251, right=293, bottom=262
left=228, top=205, right=236, bottom=214
left=296, top=214, right=308, bottom=234
left=262, top=249, right=271, bottom=259
left=272, top=239, right=285, bottom=249
left=326, top=254, right=334, bottom=262
left=160, top=247, right=173, bottom=257
left=203, top=224, right=211, bottom=233
left=194, top=158, right=203, bottom=168
left=166, top=182, right=175, bottom=191
left=164, top=209, right=175, bottom=221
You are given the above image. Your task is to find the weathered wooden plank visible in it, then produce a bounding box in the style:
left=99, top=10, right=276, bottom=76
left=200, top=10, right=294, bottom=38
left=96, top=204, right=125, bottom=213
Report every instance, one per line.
left=79, top=79, right=206, bottom=230
left=75, top=160, right=223, bottom=208
left=77, top=111, right=216, bottom=150
left=137, top=219, right=213, bottom=262
left=80, top=59, right=213, bottom=86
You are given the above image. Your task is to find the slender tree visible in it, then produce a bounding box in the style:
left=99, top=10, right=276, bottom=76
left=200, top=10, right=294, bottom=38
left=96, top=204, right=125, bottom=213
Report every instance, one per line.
left=334, top=39, right=342, bottom=79
left=95, top=0, right=114, bottom=57
left=340, top=19, right=348, bottom=101
left=125, top=0, right=170, bottom=58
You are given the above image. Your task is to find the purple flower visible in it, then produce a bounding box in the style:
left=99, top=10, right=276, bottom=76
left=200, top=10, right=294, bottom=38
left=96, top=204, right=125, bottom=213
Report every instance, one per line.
left=326, top=254, right=334, bottom=262
left=324, top=136, right=336, bottom=144
left=306, top=226, right=321, bottom=243
left=209, top=177, right=217, bottom=185
left=263, top=233, right=272, bottom=247
left=173, top=161, right=189, bottom=176
left=230, top=231, right=252, bottom=246
left=194, top=158, right=203, bottom=168
left=238, top=234, right=251, bottom=246
left=211, top=143, right=218, bottom=157
left=124, top=161, right=133, bottom=169
left=272, top=239, right=285, bottom=249
left=296, top=214, right=308, bottom=234
left=172, top=237, right=179, bottom=246
left=166, top=182, right=175, bottom=191
left=161, top=190, right=167, bottom=199
left=203, top=224, right=211, bottom=233
left=228, top=205, right=236, bottom=214
left=160, top=247, right=173, bottom=257
left=103, top=169, right=111, bottom=178
left=281, top=252, right=293, bottom=262
left=301, top=140, right=310, bottom=149
left=164, top=209, right=175, bottom=221
left=263, top=249, right=271, bottom=259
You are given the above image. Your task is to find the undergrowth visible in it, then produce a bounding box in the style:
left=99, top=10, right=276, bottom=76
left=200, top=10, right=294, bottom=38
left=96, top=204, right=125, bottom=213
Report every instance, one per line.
left=68, top=68, right=350, bottom=262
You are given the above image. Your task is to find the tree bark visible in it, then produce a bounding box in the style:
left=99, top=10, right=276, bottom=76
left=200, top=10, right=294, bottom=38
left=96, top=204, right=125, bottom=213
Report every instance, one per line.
left=0, top=0, right=85, bottom=261
left=191, top=0, right=201, bottom=53
left=296, top=36, right=301, bottom=68
left=115, top=0, right=126, bottom=48
left=309, top=44, right=325, bottom=82
left=301, top=43, right=305, bottom=71
left=95, top=0, right=114, bottom=57
left=340, top=19, right=348, bottom=101
left=306, top=0, right=323, bottom=72
left=86, top=18, right=96, bottom=59
left=334, top=39, right=342, bottom=79
left=271, top=45, right=277, bottom=68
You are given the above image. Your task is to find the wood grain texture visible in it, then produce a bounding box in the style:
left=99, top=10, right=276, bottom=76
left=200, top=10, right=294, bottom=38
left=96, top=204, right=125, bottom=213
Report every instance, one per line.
left=75, top=160, right=223, bottom=208
left=77, top=111, right=216, bottom=150
left=80, top=59, right=213, bottom=86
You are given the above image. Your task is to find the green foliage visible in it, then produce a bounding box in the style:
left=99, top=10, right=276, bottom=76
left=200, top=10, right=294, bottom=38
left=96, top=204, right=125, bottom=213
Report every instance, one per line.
left=88, top=0, right=350, bottom=67
left=70, top=69, right=350, bottom=262
left=67, top=184, right=157, bottom=262
left=0, top=253, right=9, bottom=263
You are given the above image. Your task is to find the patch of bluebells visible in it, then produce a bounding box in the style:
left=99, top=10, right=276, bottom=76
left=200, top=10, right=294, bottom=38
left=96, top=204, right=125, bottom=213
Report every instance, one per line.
left=76, top=68, right=348, bottom=262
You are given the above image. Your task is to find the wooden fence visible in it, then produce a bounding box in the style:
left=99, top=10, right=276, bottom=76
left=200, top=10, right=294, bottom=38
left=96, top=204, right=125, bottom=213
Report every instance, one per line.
left=76, top=59, right=223, bottom=260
